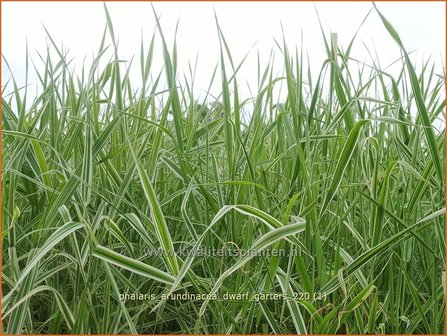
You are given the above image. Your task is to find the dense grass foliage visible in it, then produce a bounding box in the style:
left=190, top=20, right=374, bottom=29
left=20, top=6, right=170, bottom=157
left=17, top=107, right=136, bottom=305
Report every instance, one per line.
left=2, top=5, right=446, bottom=334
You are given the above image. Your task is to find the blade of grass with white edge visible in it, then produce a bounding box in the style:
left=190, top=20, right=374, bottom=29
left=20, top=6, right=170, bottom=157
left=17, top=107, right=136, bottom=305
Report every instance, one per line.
left=320, top=119, right=369, bottom=218
left=150, top=204, right=305, bottom=314
left=2, top=221, right=84, bottom=304
left=92, top=245, right=175, bottom=285
left=321, top=217, right=438, bottom=295
left=126, top=134, right=179, bottom=276
left=374, top=3, right=443, bottom=183
left=276, top=271, right=308, bottom=334
left=199, top=217, right=305, bottom=316
left=3, top=285, right=75, bottom=329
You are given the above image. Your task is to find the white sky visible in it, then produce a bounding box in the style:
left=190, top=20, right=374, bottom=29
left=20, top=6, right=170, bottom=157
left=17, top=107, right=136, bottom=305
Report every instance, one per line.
left=2, top=1, right=446, bottom=103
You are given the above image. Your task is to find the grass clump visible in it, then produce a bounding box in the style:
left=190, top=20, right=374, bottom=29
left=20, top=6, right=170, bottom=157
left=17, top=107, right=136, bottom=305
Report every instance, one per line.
left=2, top=4, right=445, bottom=334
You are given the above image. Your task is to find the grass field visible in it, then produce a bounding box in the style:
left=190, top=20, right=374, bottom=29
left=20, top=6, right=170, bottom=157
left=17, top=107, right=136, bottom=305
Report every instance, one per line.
left=2, top=4, right=446, bottom=334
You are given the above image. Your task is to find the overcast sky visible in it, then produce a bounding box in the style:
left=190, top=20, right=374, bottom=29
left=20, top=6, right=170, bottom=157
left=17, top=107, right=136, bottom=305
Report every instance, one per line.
left=2, top=1, right=445, bottom=101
